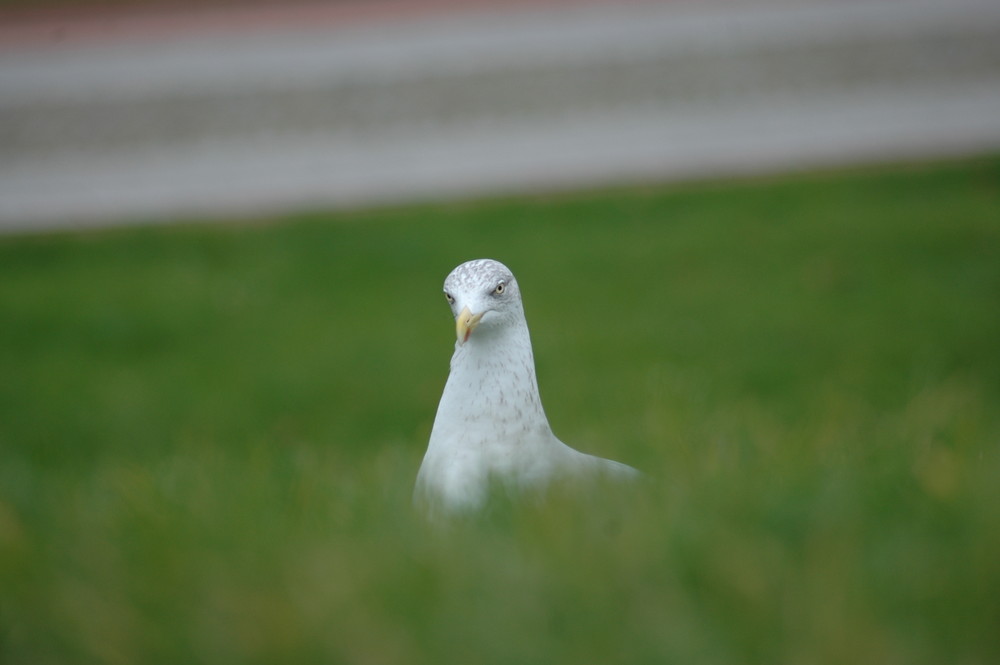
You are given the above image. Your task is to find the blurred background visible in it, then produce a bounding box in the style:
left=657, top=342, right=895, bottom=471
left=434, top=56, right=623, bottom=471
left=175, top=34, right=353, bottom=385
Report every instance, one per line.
left=2, top=0, right=999, bottom=231
left=2, top=2, right=1000, bottom=664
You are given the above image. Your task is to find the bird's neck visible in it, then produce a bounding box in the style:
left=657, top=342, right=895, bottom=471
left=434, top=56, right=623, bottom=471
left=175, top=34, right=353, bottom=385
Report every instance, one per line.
left=436, top=322, right=551, bottom=439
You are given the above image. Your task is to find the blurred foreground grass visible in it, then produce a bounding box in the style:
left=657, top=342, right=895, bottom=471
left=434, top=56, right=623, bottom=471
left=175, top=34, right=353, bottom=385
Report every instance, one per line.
left=1, top=158, right=999, bottom=664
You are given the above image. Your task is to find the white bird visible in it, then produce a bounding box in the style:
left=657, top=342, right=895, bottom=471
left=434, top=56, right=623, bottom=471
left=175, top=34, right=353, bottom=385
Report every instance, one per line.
left=414, top=258, right=639, bottom=517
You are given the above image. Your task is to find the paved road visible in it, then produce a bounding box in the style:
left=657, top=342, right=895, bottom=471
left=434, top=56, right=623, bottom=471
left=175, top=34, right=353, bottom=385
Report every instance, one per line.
left=2, top=0, right=999, bottom=232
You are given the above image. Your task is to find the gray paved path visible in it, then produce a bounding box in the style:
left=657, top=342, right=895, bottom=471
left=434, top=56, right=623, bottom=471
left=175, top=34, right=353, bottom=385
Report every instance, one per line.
left=2, top=0, right=999, bottom=232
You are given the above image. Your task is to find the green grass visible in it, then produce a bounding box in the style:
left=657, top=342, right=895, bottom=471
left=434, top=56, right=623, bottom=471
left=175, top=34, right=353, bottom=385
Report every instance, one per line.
left=1, top=158, right=999, bottom=664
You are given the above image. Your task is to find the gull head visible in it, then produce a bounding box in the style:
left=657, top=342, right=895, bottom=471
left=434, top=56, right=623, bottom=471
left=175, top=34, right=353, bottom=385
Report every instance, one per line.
left=443, top=259, right=524, bottom=345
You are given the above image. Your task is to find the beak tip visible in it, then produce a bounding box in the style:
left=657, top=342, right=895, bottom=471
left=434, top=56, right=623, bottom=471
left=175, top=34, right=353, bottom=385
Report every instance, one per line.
left=455, top=305, right=483, bottom=344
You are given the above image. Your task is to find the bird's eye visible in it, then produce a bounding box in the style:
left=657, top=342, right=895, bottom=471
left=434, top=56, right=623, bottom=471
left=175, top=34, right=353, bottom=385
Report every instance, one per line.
left=494, top=281, right=506, bottom=295
left=444, top=292, right=455, bottom=305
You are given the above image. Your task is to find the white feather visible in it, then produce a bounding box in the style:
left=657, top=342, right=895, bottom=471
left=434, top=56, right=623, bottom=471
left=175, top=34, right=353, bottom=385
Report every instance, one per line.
left=414, top=259, right=638, bottom=517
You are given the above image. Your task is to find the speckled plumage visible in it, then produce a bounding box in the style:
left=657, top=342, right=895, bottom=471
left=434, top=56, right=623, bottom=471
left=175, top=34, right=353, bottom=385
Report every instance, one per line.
left=414, top=259, right=638, bottom=517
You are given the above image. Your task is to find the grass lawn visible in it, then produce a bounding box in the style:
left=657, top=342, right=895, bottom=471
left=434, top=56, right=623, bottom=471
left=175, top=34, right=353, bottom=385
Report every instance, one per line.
left=1, top=157, right=999, bottom=664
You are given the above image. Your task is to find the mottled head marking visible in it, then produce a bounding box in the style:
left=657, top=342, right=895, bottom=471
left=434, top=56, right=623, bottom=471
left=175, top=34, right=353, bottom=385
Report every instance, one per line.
left=445, top=259, right=518, bottom=296
left=442, top=259, right=525, bottom=335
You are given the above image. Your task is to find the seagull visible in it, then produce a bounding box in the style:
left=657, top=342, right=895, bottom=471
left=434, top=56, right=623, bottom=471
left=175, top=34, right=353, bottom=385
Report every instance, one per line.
left=414, top=258, right=639, bottom=517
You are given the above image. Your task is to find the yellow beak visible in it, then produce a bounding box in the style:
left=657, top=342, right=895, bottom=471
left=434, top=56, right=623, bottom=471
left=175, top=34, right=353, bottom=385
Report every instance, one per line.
left=456, top=306, right=485, bottom=344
